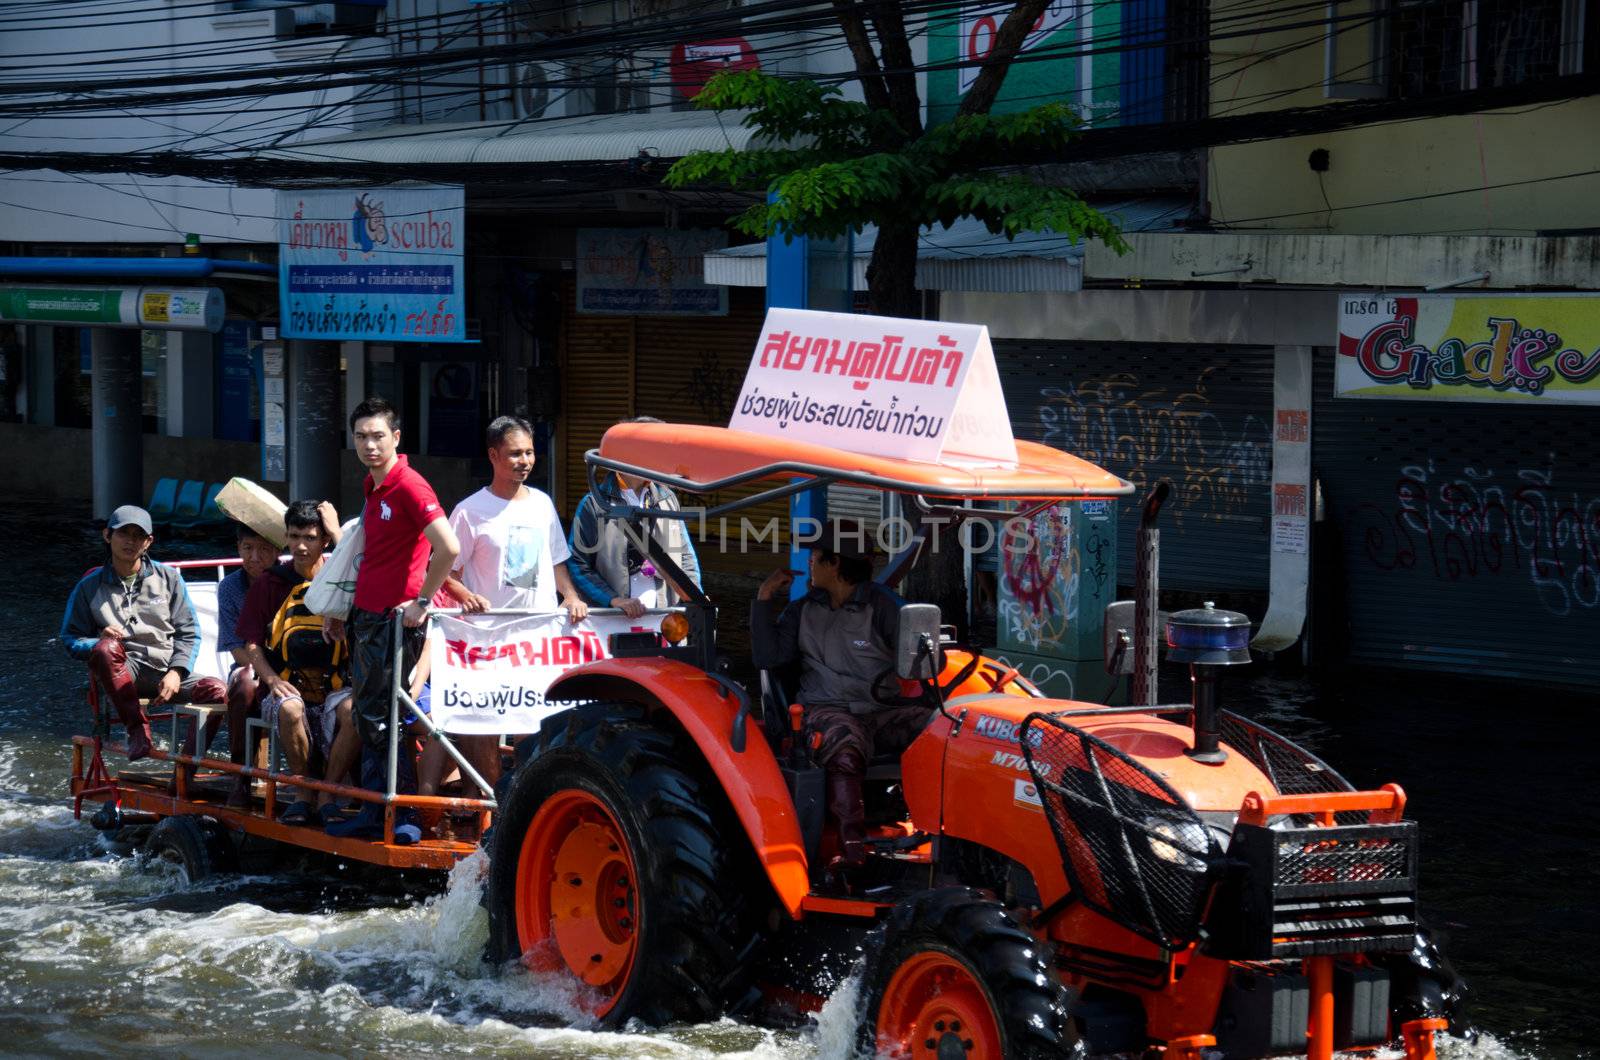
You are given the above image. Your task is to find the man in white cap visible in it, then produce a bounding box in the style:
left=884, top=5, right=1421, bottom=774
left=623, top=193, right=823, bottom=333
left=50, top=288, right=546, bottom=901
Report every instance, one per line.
left=60, top=505, right=225, bottom=760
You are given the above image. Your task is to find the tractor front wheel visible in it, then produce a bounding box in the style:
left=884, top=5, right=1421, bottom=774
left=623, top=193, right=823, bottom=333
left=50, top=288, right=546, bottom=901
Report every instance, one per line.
left=859, top=887, right=1079, bottom=1060
left=487, top=707, right=756, bottom=1027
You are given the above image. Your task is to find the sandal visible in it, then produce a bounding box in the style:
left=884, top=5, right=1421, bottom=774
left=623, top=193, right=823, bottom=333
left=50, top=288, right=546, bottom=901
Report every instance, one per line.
left=279, top=800, right=314, bottom=826
left=316, top=802, right=345, bottom=826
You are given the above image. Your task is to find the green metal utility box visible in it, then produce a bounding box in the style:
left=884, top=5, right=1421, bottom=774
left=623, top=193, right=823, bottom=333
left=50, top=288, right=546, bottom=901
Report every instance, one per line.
left=990, top=499, right=1121, bottom=703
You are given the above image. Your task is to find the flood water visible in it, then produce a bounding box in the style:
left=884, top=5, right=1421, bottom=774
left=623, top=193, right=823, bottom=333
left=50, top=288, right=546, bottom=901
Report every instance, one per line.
left=1, top=499, right=1593, bottom=1058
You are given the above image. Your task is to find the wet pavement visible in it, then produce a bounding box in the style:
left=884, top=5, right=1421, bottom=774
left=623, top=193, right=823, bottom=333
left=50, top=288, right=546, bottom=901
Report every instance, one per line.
left=0, top=499, right=1593, bottom=1057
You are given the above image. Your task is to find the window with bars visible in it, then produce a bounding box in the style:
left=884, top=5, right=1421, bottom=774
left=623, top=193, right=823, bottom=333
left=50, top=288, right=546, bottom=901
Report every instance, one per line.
left=1325, top=0, right=1591, bottom=100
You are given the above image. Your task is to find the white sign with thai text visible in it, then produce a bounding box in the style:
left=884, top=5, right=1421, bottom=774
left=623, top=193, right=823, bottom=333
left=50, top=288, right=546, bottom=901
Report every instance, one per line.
left=729, top=307, right=1018, bottom=465
left=428, top=611, right=664, bottom=734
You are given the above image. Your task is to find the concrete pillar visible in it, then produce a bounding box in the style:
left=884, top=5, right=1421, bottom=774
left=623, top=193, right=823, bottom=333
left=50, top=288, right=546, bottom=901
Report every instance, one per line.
left=165, top=330, right=215, bottom=438
left=26, top=325, right=54, bottom=426
left=90, top=328, right=143, bottom=520
left=288, top=339, right=342, bottom=505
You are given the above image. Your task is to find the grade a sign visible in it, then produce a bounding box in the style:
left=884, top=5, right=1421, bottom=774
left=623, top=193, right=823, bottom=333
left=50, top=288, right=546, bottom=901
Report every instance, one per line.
left=428, top=611, right=664, bottom=734
left=1337, top=292, right=1600, bottom=405
left=278, top=185, right=465, bottom=343
left=729, top=307, right=1018, bottom=465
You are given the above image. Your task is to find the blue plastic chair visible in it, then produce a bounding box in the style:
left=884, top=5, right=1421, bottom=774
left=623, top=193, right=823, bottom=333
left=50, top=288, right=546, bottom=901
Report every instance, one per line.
left=197, top=482, right=225, bottom=525
left=172, top=480, right=205, bottom=523
left=147, top=478, right=179, bottom=524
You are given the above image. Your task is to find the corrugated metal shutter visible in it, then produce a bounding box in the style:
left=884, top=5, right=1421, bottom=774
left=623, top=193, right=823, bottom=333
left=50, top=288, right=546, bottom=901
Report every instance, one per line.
left=994, top=341, right=1275, bottom=593
left=559, top=280, right=633, bottom=517
left=1312, top=350, right=1600, bottom=688
left=630, top=288, right=795, bottom=565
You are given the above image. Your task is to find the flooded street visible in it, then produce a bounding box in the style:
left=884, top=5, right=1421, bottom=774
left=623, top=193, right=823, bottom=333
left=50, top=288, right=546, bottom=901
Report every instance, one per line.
left=0, top=500, right=1593, bottom=1058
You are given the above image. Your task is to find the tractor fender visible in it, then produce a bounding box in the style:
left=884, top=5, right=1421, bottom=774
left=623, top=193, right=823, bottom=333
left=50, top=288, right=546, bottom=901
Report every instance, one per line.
left=545, top=657, right=811, bottom=919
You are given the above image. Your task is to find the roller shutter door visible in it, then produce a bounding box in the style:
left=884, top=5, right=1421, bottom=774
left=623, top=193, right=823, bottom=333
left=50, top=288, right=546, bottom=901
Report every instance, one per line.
left=1312, top=351, right=1600, bottom=688
left=631, top=288, right=796, bottom=563
left=994, top=341, right=1275, bottom=593
left=559, top=281, right=633, bottom=516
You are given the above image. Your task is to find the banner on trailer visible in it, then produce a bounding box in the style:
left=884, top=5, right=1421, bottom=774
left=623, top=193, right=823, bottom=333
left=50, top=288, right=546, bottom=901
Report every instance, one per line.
left=427, top=611, right=665, bottom=734
left=279, top=185, right=465, bottom=342
left=729, top=307, right=1019, bottom=465
left=1337, top=292, right=1600, bottom=405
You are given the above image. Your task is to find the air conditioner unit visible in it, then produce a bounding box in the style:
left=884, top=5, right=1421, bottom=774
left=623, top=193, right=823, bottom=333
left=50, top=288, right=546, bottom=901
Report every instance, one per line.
left=512, top=60, right=598, bottom=120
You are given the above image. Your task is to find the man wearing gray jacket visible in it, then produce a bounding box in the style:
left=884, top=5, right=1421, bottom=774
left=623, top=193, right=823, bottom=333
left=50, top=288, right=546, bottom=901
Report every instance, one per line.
left=60, top=505, right=225, bottom=760
left=567, top=418, right=702, bottom=617
left=751, top=521, right=925, bottom=871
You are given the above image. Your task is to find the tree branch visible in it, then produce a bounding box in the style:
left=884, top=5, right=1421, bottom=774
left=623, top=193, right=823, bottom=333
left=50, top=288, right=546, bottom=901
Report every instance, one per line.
left=831, top=0, right=893, bottom=116
left=958, top=0, right=1054, bottom=118
left=866, top=1, right=922, bottom=138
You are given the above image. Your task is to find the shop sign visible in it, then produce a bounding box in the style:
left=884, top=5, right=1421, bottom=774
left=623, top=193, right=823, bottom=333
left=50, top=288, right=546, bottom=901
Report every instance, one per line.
left=0, top=285, right=222, bottom=331
left=927, top=1, right=1118, bottom=126
left=729, top=307, right=1018, bottom=465
left=576, top=228, right=728, bottom=316
left=279, top=185, right=466, bottom=342
left=1337, top=293, right=1600, bottom=405
left=669, top=38, right=758, bottom=99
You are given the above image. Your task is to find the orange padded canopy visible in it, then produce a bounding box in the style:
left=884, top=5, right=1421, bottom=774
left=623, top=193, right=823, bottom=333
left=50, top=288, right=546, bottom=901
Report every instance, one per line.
left=594, top=422, right=1132, bottom=501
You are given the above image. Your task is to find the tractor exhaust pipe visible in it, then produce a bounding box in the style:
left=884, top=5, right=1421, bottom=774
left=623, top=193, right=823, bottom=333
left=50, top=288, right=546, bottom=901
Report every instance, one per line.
left=1132, top=482, right=1170, bottom=706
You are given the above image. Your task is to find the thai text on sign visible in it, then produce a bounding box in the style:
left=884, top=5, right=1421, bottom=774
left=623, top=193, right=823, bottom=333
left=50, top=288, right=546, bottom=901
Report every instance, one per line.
left=729, top=307, right=1018, bottom=465
left=428, top=611, right=665, bottom=734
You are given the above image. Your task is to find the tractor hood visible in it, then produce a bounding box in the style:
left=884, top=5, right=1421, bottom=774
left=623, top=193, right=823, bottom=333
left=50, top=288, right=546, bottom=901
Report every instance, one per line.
left=945, top=695, right=1278, bottom=813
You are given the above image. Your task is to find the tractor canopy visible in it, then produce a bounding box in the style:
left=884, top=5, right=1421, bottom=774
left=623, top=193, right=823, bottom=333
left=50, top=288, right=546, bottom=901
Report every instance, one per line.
left=591, top=421, right=1135, bottom=505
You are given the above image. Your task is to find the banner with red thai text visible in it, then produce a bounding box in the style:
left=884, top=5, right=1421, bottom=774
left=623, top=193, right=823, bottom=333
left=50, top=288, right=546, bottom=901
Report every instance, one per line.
left=1337, top=292, right=1600, bottom=405
left=427, top=611, right=664, bottom=734
left=728, top=307, right=1018, bottom=465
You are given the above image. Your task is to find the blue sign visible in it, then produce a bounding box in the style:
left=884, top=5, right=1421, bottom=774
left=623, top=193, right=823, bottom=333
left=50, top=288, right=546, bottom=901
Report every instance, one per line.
left=217, top=320, right=256, bottom=441
left=278, top=185, right=466, bottom=343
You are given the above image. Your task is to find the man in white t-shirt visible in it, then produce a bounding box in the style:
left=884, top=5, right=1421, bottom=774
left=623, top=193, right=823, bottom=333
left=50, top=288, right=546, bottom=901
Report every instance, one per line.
left=435, top=416, right=587, bottom=795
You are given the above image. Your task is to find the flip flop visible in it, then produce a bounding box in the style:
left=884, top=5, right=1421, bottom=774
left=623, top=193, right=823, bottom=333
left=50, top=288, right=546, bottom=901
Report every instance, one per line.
left=316, top=802, right=345, bottom=826
left=279, top=800, right=314, bottom=826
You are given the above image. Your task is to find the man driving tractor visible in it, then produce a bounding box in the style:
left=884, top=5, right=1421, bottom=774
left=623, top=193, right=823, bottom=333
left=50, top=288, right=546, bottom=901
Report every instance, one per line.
left=751, top=519, right=927, bottom=872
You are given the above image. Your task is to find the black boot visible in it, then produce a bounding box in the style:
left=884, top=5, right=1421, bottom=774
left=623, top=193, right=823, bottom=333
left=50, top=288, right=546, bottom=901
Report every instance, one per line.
left=826, top=752, right=867, bottom=870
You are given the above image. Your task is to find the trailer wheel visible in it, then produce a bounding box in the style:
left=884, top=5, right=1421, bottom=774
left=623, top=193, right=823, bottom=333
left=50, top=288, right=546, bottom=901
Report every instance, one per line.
left=859, top=887, right=1080, bottom=1060
left=145, top=815, right=235, bottom=883
left=487, top=706, right=758, bottom=1028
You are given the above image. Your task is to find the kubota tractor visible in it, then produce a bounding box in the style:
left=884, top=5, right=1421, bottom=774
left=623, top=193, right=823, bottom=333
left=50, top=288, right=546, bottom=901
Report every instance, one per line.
left=484, top=420, right=1466, bottom=1059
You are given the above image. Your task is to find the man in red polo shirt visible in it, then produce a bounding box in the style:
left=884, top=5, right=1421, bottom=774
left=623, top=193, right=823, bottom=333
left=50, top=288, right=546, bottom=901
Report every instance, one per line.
left=327, top=396, right=460, bottom=843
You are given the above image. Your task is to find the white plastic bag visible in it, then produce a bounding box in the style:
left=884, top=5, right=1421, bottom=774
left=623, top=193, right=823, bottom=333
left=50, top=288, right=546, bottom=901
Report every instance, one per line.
left=306, top=517, right=364, bottom=619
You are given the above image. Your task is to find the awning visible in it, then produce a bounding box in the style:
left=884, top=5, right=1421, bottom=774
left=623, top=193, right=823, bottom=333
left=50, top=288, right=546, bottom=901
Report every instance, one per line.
left=261, top=109, right=759, bottom=167
left=703, top=198, right=1191, bottom=293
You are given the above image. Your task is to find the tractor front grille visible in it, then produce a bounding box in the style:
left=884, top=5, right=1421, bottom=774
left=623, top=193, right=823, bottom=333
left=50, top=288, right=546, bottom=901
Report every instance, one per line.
left=1205, top=822, right=1420, bottom=959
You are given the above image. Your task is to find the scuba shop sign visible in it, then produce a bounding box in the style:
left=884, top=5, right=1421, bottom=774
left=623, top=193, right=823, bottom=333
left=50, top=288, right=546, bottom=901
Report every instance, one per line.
left=729, top=307, right=1019, bottom=465
left=1337, top=293, right=1600, bottom=405
left=278, top=185, right=466, bottom=343
left=427, top=610, right=664, bottom=735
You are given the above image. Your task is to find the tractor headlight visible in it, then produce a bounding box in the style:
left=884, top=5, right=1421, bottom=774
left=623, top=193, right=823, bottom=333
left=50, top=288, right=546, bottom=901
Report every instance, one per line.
left=1196, top=810, right=1239, bottom=852
left=1144, top=817, right=1211, bottom=871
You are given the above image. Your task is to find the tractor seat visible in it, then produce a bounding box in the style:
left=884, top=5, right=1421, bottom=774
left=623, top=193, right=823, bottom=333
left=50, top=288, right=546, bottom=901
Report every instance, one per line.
left=757, top=668, right=909, bottom=782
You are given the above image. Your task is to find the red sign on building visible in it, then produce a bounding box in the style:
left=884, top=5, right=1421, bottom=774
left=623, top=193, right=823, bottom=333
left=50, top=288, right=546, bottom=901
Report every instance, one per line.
left=670, top=38, right=758, bottom=99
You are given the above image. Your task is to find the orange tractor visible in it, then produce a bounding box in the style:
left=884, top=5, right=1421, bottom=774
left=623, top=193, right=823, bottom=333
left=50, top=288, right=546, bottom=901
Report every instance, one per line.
left=485, top=420, right=1466, bottom=1059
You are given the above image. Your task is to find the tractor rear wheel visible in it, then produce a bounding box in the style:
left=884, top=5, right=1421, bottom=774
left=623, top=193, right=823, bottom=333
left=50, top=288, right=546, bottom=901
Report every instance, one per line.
left=487, top=705, right=757, bottom=1027
left=859, top=887, right=1079, bottom=1060
left=144, top=814, right=235, bottom=883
